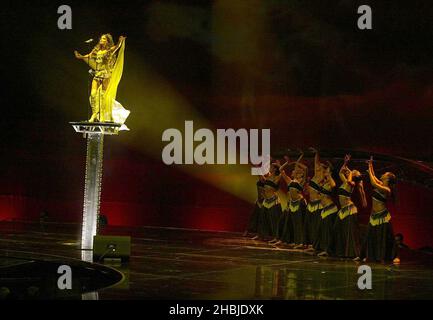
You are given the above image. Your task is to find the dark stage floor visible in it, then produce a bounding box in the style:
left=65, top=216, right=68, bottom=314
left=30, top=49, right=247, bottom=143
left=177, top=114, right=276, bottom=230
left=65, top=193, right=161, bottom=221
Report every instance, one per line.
left=0, top=221, right=432, bottom=300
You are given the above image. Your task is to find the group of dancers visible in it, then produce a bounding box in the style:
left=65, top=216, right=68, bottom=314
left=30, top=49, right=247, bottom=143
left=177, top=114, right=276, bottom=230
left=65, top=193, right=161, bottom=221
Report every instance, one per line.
left=245, top=150, right=398, bottom=263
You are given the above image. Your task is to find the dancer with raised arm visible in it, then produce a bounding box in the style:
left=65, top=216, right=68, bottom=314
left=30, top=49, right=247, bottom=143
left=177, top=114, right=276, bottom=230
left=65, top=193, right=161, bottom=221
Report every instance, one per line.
left=362, top=157, right=397, bottom=263
left=304, top=148, right=324, bottom=250
left=257, top=163, right=282, bottom=242
left=74, top=34, right=130, bottom=128
left=278, top=153, right=307, bottom=248
left=334, top=155, right=367, bottom=260
left=314, top=158, right=338, bottom=257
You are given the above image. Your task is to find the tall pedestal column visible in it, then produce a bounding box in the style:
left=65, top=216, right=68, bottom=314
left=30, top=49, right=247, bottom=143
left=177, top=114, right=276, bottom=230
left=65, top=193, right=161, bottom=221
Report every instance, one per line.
left=81, top=133, right=104, bottom=250
left=70, top=122, right=121, bottom=257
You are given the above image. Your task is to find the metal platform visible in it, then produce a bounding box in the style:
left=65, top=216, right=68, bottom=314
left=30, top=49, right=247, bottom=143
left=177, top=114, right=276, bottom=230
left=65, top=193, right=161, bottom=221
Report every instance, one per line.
left=70, top=121, right=122, bottom=136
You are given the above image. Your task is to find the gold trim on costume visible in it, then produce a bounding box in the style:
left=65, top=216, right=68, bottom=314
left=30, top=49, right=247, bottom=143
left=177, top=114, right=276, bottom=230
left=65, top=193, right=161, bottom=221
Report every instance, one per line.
left=320, top=204, right=338, bottom=219
left=262, top=196, right=279, bottom=209
left=307, top=200, right=322, bottom=213
left=369, top=209, right=391, bottom=226
left=289, top=198, right=304, bottom=213
left=338, top=203, right=358, bottom=220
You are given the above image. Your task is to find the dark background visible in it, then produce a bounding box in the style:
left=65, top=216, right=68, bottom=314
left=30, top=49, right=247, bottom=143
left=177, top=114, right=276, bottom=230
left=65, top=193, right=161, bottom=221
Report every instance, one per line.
left=1, top=0, right=433, bottom=247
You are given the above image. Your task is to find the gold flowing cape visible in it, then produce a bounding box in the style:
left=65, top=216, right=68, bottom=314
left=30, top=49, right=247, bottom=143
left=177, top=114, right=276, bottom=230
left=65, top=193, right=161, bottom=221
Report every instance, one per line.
left=103, top=40, right=126, bottom=122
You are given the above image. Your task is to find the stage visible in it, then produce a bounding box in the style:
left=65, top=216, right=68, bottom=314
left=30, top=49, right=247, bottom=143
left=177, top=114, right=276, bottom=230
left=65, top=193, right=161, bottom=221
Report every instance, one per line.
left=1, top=221, right=432, bottom=300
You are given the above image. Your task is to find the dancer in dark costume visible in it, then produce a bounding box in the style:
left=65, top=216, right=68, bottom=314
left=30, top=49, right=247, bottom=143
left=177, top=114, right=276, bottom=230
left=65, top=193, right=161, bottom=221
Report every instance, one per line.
left=314, top=160, right=338, bottom=257
left=334, top=155, right=367, bottom=260
left=362, top=157, right=398, bottom=263
left=304, top=149, right=323, bottom=249
left=278, top=153, right=308, bottom=248
left=258, top=164, right=282, bottom=241
left=243, top=177, right=265, bottom=239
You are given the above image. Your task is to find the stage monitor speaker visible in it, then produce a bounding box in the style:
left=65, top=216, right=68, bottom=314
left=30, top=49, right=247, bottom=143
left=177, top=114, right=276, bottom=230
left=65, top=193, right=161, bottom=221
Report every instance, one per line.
left=93, top=235, right=131, bottom=262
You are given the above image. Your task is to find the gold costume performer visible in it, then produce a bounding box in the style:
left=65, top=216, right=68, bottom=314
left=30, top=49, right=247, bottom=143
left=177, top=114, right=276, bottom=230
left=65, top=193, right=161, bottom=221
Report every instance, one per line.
left=74, top=34, right=130, bottom=129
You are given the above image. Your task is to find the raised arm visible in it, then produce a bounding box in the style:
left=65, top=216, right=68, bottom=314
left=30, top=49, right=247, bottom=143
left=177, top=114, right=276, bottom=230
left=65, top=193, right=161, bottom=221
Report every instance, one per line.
left=111, top=36, right=126, bottom=55
left=294, top=152, right=308, bottom=172
left=277, top=155, right=291, bottom=172
left=74, top=46, right=97, bottom=59
left=310, top=148, right=323, bottom=182
left=339, top=154, right=352, bottom=184
left=278, top=161, right=289, bottom=172
left=339, top=165, right=348, bottom=183
left=267, top=162, right=282, bottom=185
left=346, top=169, right=354, bottom=186
left=280, top=169, right=292, bottom=185
left=368, top=160, right=391, bottom=194
left=74, top=49, right=97, bottom=69
left=367, top=157, right=382, bottom=186
left=295, top=162, right=308, bottom=171
left=296, top=152, right=304, bottom=164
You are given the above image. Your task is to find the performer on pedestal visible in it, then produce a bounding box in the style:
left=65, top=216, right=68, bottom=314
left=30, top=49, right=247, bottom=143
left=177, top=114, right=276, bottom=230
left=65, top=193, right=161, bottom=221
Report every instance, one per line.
left=74, top=34, right=130, bottom=128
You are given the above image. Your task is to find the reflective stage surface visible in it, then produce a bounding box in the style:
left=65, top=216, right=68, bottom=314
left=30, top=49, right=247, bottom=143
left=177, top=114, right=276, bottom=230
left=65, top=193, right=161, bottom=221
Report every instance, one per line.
left=0, top=221, right=432, bottom=299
